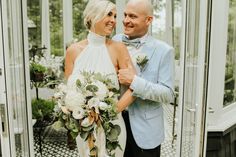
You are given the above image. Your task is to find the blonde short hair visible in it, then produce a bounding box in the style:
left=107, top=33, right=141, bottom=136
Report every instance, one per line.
left=83, top=0, right=115, bottom=29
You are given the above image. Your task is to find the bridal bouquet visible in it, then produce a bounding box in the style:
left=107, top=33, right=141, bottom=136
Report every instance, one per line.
left=53, top=71, right=121, bottom=156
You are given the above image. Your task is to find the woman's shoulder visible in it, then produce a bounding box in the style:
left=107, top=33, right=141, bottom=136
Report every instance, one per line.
left=67, top=40, right=87, bottom=52
left=107, top=39, right=126, bottom=51
left=66, top=39, right=88, bottom=60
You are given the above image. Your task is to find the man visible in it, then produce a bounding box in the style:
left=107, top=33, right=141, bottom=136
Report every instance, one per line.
left=113, top=0, right=175, bottom=157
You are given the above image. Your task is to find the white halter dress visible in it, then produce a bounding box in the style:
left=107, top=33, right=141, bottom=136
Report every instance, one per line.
left=67, top=31, right=126, bottom=157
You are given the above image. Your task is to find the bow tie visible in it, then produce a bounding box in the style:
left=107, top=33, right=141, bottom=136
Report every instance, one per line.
left=122, top=36, right=142, bottom=49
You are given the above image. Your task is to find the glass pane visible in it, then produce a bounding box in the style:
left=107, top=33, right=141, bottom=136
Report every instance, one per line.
left=6, top=0, right=30, bottom=156
left=151, top=0, right=182, bottom=156
left=152, top=0, right=167, bottom=41
left=180, top=0, right=200, bottom=156
left=224, top=0, right=236, bottom=106
left=72, top=0, right=88, bottom=41
left=49, top=0, right=64, bottom=56
left=27, top=0, right=41, bottom=49
left=173, top=0, right=182, bottom=61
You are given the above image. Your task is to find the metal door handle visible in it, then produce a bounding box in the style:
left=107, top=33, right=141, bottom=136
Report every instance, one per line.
left=186, top=108, right=196, bottom=112
left=0, top=103, right=7, bottom=136
left=208, top=107, right=214, bottom=113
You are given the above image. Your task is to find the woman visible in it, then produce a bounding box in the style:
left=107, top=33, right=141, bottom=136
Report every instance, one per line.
left=64, top=0, right=136, bottom=156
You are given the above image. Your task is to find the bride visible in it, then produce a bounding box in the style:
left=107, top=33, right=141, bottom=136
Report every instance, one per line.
left=64, top=0, right=136, bottom=156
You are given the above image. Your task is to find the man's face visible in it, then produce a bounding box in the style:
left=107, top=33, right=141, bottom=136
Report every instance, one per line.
left=123, top=3, right=152, bottom=39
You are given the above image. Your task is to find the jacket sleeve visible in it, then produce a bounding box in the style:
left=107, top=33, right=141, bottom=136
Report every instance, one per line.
left=130, top=48, right=175, bottom=104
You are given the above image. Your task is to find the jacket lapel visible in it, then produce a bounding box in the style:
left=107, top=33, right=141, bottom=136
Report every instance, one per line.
left=140, top=36, right=156, bottom=72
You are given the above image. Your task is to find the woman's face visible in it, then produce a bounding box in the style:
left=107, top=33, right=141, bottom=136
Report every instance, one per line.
left=94, top=8, right=117, bottom=36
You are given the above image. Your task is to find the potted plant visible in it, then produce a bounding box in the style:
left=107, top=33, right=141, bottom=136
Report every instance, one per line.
left=30, top=62, right=47, bottom=82
left=31, top=98, right=56, bottom=125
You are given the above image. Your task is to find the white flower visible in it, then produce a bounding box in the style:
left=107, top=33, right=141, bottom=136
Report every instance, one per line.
left=108, top=91, right=114, bottom=98
left=92, top=81, right=108, bottom=100
left=81, top=117, right=93, bottom=127
left=72, top=107, right=85, bottom=119
left=54, top=91, right=64, bottom=99
left=58, top=83, right=68, bottom=92
left=136, top=53, right=148, bottom=64
left=65, top=90, right=85, bottom=110
left=88, top=98, right=100, bottom=113
left=135, top=53, right=149, bottom=71
left=99, top=102, right=109, bottom=110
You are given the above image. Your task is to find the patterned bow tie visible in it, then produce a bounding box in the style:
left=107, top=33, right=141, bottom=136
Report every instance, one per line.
left=122, top=36, right=142, bottom=49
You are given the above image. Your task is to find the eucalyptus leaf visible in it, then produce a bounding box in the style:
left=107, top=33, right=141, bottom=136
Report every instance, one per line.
left=76, top=79, right=82, bottom=87
left=82, top=123, right=95, bottom=132
left=52, top=121, right=64, bottom=130
left=86, top=84, right=98, bottom=92
left=107, top=127, right=119, bottom=142
left=80, top=131, right=89, bottom=140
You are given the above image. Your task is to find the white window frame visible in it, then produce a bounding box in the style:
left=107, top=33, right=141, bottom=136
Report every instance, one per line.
left=63, top=0, right=73, bottom=52
left=207, top=0, right=236, bottom=132
left=41, top=0, right=51, bottom=56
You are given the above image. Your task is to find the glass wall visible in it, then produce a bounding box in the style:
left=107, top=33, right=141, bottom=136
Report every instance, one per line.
left=72, top=0, right=88, bottom=41
left=27, top=0, right=41, bottom=47
left=49, top=0, right=63, bottom=56
left=3, top=0, right=31, bottom=156
left=224, top=0, right=236, bottom=106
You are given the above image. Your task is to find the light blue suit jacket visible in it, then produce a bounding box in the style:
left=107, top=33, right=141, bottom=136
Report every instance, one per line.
left=113, top=34, right=175, bottom=149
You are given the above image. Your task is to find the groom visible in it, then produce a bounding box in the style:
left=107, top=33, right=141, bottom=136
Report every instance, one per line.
left=113, top=0, right=175, bottom=157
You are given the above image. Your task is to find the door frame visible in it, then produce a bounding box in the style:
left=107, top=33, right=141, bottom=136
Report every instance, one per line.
left=0, top=0, right=34, bottom=156
left=0, top=0, right=12, bottom=156
left=176, top=0, right=211, bottom=156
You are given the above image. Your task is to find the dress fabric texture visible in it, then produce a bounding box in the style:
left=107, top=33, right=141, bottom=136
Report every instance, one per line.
left=67, top=31, right=126, bottom=157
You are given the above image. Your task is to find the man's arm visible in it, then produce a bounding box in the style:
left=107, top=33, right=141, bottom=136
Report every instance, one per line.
left=119, top=48, right=175, bottom=104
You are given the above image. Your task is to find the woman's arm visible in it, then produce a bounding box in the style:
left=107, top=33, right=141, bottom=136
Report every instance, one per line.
left=115, top=42, right=137, bottom=112
left=64, top=41, right=86, bottom=79
left=64, top=45, right=76, bottom=79
left=117, top=89, right=135, bottom=112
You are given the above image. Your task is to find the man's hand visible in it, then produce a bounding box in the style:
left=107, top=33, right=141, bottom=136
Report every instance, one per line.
left=118, top=61, right=136, bottom=86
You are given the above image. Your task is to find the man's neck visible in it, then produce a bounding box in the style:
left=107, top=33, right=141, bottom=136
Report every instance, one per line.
left=128, top=33, right=148, bottom=40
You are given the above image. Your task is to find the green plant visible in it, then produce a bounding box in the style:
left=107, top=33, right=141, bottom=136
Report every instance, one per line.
left=224, top=62, right=235, bottom=105
left=31, top=98, right=56, bottom=121
left=30, top=62, right=47, bottom=83
left=30, top=62, right=46, bottom=73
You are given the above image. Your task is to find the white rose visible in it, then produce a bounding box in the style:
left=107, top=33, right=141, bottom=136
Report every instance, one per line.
left=88, top=98, right=100, bottom=113
left=99, top=102, right=109, bottom=110
left=88, top=98, right=100, bottom=108
left=108, top=91, right=114, bottom=98
left=72, top=107, right=85, bottom=119
left=65, top=90, right=85, bottom=111
left=81, top=117, right=93, bottom=127
left=58, top=83, right=68, bottom=92
left=92, top=81, right=108, bottom=100
left=136, top=53, right=147, bottom=64
left=54, top=91, right=63, bottom=99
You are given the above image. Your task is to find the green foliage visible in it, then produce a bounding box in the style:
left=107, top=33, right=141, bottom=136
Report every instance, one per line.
left=31, top=98, right=56, bottom=120
left=30, top=62, right=47, bottom=83
left=224, top=0, right=236, bottom=106
left=30, top=62, right=46, bottom=73
left=73, top=0, right=88, bottom=40
left=27, top=0, right=41, bottom=46
left=50, top=0, right=64, bottom=56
